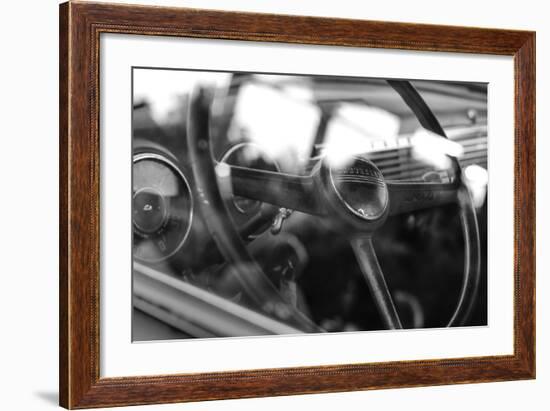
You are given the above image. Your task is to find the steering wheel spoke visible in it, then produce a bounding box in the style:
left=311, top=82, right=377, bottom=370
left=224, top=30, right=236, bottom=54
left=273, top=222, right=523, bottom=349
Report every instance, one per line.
left=223, top=164, right=327, bottom=216
left=350, top=236, right=403, bottom=330
left=387, top=181, right=459, bottom=215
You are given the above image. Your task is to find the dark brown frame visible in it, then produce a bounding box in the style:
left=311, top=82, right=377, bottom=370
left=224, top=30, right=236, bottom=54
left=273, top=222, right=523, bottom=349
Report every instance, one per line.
left=59, top=1, right=536, bottom=408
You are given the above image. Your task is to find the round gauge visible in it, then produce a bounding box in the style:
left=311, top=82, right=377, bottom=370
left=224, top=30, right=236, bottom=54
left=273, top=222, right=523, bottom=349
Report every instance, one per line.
left=132, top=153, right=193, bottom=263
left=328, top=156, right=388, bottom=221
left=219, top=143, right=279, bottom=217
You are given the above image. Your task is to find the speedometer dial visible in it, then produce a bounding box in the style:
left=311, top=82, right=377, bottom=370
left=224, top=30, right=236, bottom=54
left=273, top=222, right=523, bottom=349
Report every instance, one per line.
left=132, top=153, right=193, bottom=263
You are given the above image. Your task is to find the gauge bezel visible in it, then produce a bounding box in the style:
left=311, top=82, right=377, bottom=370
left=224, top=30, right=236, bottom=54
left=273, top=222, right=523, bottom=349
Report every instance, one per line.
left=327, top=156, right=389, bottom=222
left=132, top=152, right=194, bottom=263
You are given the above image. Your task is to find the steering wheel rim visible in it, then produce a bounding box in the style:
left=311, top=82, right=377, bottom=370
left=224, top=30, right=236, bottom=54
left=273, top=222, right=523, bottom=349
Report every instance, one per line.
left=186, top=88, right=322, bottom=332
left=186, top=80, right=481, bottom=331
left=388, top=80, right=481, bottom=327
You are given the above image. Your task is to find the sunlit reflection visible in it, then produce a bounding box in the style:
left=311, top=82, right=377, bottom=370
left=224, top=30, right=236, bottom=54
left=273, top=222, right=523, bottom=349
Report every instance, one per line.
left=215, top=162, right=231, bottom=179
left=322, top=122, right=373, bottom=168
left=322, top=104, right=401, bottom=169
left=463, top=164, right=488, bottom=208
left=228, top=83, right=319, bottom=173
left=410, top=128, right=464, bottom=170
left=133, top=70, right=231, bottom=124
left=337, top=104, right=400, bottom=140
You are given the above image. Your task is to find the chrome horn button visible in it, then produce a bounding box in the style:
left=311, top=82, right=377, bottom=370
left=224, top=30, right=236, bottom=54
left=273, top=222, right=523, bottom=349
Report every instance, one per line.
left=327, top=156, right=389, bottom=222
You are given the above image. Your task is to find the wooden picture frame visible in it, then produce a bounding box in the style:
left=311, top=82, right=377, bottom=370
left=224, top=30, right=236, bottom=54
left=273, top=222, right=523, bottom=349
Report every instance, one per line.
left=59, top=1, right=535, bottom=408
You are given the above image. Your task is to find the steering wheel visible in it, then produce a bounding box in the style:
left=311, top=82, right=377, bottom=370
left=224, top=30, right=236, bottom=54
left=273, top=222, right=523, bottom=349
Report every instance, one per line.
left=186, top=80, right=480, bottom=332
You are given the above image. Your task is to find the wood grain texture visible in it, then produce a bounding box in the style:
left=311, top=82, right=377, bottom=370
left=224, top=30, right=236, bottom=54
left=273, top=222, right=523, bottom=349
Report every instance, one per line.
left=59, top=1, right=536, bottom=408
left=513, top=33, right=536, bottom=375
left=59, top=2, right=69, bottom=407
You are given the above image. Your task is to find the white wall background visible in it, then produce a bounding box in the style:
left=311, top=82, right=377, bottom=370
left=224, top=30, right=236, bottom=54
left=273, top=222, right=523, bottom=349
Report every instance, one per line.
left=0, top=0, right=546, bottom=410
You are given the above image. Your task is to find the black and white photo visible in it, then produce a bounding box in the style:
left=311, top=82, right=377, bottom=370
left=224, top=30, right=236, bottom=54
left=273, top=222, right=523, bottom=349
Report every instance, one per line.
left=132, top=68, right=488, bottom=341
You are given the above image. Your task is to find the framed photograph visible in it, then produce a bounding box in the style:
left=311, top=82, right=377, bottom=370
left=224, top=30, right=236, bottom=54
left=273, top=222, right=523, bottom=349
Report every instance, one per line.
left=59, top=2, right=535, bottom=408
